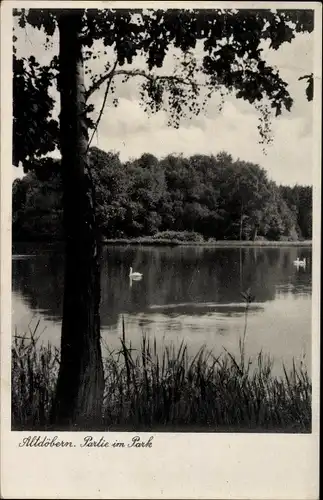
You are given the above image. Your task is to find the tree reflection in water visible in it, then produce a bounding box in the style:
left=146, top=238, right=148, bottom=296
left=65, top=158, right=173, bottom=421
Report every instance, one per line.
left=12, top=244, right=312, bottom=372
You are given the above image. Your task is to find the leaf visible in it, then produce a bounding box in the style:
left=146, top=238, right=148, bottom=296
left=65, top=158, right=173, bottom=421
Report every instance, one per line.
left=306, top=77, right=313, bottom=102
left=299, top=73, right=314, bottom=102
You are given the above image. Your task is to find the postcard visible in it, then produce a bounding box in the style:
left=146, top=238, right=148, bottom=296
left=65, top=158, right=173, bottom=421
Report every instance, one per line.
left=1, top=1, right=321, bottom=498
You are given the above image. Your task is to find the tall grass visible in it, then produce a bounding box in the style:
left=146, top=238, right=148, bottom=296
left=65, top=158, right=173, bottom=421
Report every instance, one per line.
left=11, top=319, right=311, bottom=432
left=11, top=321, right=59, bottom=429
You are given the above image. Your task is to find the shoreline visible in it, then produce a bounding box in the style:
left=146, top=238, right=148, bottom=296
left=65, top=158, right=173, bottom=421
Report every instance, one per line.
left=12, top=238, right=313, bottom=251
left=101, top=238, right=312, bottom=248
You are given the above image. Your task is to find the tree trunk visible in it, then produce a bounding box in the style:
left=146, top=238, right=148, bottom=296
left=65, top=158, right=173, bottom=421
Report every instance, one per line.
left=52, top=11, right=104, bottom=428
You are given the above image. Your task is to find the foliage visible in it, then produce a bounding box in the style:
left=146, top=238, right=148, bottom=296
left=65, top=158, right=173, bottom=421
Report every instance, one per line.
left=12, top=148, right=312, bottom=242
left=12, top=54, right=59, bottom=169
left=12, top=159, right=63, bottom=241
left=152, top=231, right=204, bottom=242
left=12, top=324, right=311, bottom=432
left=280, top=185, right=313, bottom=240
left=12, top=8, right=314, bottom=169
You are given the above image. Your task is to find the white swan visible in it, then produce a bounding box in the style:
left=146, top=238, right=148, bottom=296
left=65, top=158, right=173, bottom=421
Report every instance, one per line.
left=293, top=257, right=306, bottom=267
left=129, top=267, right=143, bottom=278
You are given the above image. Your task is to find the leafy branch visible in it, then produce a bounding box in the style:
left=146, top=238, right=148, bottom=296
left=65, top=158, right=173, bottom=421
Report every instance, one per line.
left=85, top=67, right=209, bottom=101
left=13, top=8, right=315, bottom=167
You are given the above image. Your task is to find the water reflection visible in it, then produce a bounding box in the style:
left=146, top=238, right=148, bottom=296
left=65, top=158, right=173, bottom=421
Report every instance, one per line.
left=12, top=244, right=312, bottom=372
left=12, top=245, right=311, bottom=325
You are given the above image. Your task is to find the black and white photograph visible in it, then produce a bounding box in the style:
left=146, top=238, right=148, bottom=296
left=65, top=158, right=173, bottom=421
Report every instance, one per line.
left=1, top=1, right=320, bottom=498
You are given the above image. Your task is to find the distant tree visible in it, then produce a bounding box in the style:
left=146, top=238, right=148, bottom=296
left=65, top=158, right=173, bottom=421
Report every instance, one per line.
left=280, top=184, right=312, bottom=239
left=135, top=153, right=159, bottom=170
left=14, top=150, right=311, bottom=244
left=297, top=186, right=313, bottom=239
left=12, top=159, right=63, bottom=241
left=88, top=148, right=129, bottom=237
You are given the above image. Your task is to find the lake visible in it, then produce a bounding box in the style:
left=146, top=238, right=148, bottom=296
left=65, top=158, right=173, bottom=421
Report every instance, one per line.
left=12, top=244, right=312, bottom=375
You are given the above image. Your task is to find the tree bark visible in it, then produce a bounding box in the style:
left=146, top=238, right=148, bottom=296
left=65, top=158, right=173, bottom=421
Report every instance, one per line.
left=52, top=11, right=104, bottom=428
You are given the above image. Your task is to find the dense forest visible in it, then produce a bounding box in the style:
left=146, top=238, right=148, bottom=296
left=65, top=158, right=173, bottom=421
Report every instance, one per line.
left=12, top=147, right=312, bottom=242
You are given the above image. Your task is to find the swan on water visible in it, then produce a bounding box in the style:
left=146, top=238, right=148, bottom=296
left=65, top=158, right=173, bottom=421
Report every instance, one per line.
left=293, top=257, right=306, bottom=267
left=129, top=267, right=143, bottom=278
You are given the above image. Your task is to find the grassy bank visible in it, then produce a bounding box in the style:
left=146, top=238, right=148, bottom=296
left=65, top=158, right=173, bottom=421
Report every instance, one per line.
left=12, top=323, right=311, bottom=432
left=102, top=237, right=312, bottom=247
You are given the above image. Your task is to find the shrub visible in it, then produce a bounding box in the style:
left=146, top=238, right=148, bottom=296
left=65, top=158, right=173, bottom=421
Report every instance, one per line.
left=152, top=231, right=204, bottom=242
left=279, top=235, right=299, bottom=242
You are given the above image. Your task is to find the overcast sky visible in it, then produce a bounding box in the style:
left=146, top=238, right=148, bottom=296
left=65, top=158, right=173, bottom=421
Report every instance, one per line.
left=13, top=11, right=314, bottom=186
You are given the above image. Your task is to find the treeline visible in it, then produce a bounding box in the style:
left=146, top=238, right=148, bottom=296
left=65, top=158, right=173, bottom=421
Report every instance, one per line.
left=12, top=148, right=312, bottom=242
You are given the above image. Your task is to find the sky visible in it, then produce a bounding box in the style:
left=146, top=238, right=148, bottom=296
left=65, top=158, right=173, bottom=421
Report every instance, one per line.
left=12, top=10, right=314, bottom=186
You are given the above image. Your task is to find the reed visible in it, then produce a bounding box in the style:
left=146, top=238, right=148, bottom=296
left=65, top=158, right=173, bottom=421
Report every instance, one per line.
left=11, top=321, right=311, bottom=432
left=101, top=330, right=311, bottom=432
left=11, top=321, right=60, bottom=429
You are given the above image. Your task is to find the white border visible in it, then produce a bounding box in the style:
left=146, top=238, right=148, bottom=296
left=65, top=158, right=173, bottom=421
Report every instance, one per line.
left=1, top=2, right=321, bottom=499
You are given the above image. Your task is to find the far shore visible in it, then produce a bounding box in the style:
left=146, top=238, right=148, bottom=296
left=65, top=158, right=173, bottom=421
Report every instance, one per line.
left=101, top=238, right=312, bottom=248
left=12, top=238, right=313, bottom=249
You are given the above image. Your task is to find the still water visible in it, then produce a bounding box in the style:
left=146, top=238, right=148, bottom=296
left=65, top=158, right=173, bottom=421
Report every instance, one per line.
left=12, top=244, right=312, bottom=374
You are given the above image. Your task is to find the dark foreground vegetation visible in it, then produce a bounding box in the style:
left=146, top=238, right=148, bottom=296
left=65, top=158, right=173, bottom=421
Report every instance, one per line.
left=12, top=149, right=312, bottom=244
left=12, top=322, right=311, bottom=433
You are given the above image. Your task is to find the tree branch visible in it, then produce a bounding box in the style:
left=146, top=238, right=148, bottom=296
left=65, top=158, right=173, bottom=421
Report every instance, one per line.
left=85, top=68, right=208, bottom=101
left=86, top=59, right=118, bottom=152
left=85, top=59, right=118, bottom=252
